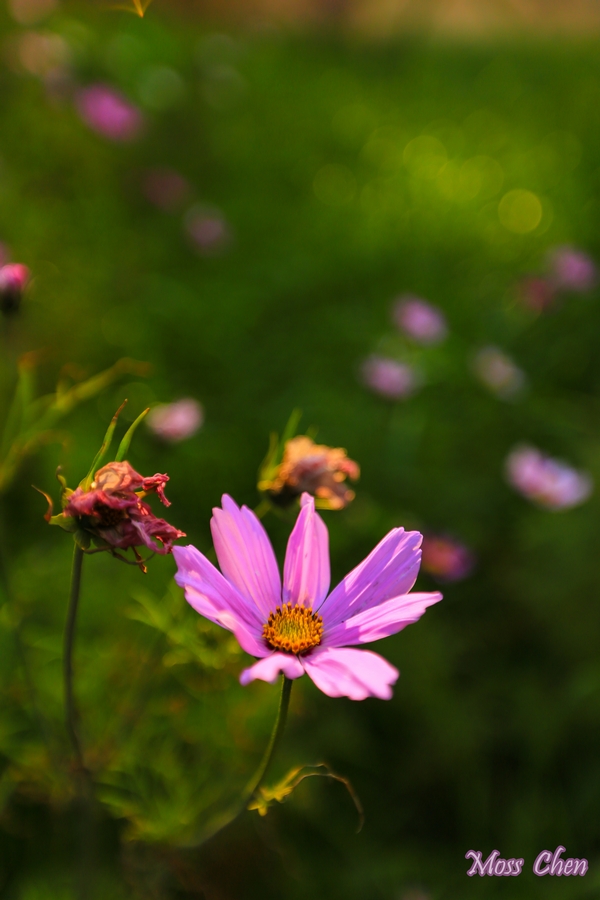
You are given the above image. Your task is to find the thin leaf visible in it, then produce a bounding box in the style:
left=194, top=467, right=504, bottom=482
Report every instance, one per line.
left=81, top=400, right=127, bottom=490
left=115, top=407, right=150, bottom=462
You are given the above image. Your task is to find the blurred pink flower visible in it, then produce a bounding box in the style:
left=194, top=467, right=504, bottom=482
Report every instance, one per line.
left=472, top=346, right=525, bottom=399
left=75, top=84, right=144, bottom=142
left=142, top=167, right=190, bottom=212
left=505, top=445, right=593, bottom=511
left=392, top=295, right=447, bottom=345
left=421, top=534, right=475, bottom=583
left=174, top=493, right=441, bottom=700
left=547, top=245, right=597, bottom=293
left=0, top=263, right=29, bottom=314
left=517, top=276, right=556, bottom=313
left=361, top=355, right=419, bottom=400
left=147, top=399, right=204, bottom=442
left=185, top=205, right=231, bottom=255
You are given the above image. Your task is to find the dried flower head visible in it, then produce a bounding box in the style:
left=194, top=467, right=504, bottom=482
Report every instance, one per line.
left=41, top=403, right=184, bottom=569
left=259, top=435, right=359, bottom=510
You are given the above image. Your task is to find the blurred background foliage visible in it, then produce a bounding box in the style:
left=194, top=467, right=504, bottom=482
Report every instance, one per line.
left=0, top=0, right=600, bottom=897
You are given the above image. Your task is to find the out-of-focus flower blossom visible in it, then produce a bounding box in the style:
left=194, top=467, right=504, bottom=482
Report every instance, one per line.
left=421, top=534, right=475, bottom=582
left=147, top=399, right=203, bottom=443
left=472, top=346, right=526, bottom=399
left=8, top=0, right=57, bottom=25
left=62, top=461, right=185, bottom=562
left=505, top=445, right=593, bottom=511
left=75, top=84, right=144, bottom=142
left=185, top=204, right=231, bottom=255
left=517, top=276, right=556, bottom=313
left=174, top=493, right=441, bottom=700
left=142, top=167, right=190, bottom=212
left=547, top=245, right=597, bottom=293
left=17, top=30, right=70, bottom=77
left=0, top=264, right=29, bottom=314
left=259, top=435, right=360, bottom=510
left=361, top=355, right=420, bottom=399
left=392, top=295, right=447, bottom=345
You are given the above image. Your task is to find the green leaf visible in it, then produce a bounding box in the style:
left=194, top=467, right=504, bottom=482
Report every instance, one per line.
left=115, top=407, right=150, bottom=462
left=81, top=400, right=127, bottom=490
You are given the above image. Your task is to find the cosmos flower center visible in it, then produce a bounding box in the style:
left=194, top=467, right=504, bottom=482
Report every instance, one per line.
left=263, top=603, right=323, bottom=655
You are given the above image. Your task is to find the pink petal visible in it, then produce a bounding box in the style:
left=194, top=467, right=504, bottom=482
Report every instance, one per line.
left=211, top=496, right=282, bottom=619
left=323, top=591, right=442, bottom=647
left=302, top=647, right=399, bottom=700
left=320, top=528, right=423, bottom=626
left=173, top=544, right=268, bottom=657
left=240, top=652, right=305, bottom=685
left=283, top=493, right=330, bottom=608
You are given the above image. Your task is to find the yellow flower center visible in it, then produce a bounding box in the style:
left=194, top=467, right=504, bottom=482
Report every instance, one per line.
left=263, top=602, right=324, bottom=655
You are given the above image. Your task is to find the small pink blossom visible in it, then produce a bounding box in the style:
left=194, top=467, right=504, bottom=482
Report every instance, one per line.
left=0, top=264, right=29, bottom=313
left=547, top=245, right=597, bottom=293
left=361, top=355, right=419, bottom=400
left=147, top=399, right=204, bottom=442
left=517, top=277, right=556, bottom=313
left=421, top=534, right=475, bottom=583
left=185, top=205, right=231, bottom=255
left=142, top=168, right=190, bottom=212
left=174, top=493, right=441, bottom=700
left=472, top=346, right=525, bottom=399
left=392, top=295, right=447, bottom=345
left=75, top=84, right=144, bottom=142
left=505, top=445, right=593, bottom=511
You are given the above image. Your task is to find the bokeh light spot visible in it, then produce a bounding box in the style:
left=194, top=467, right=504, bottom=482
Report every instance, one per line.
left=498, top=189, right=542, bottom=233
left=403, top=135, right=447, bottom=180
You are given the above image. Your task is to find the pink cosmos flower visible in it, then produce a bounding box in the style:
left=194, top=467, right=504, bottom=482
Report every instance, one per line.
left=0, top=263, right=29, bottom=314
left=147, top=399, right=204, bottom=442
left=505, top=445, right=593, bottom=511
left=361, top=355, right=420, bottom=400
left=421, top=534, right=475, bottom=583
left=392, top=295, right=447, bottom=345
left=75, top=84, right=144, bottom=142
left=174, top=494, right=441, bottom=700
left=547, top=245, right=597, bottom=293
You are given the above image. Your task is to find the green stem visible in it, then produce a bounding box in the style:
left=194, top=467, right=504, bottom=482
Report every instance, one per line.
left=189, top=675, right=293, bottom=846
left=64, top=544, right=85, bottom=773
left=253, top=498, right=271, bottom=520
left=243, top=675, right=293, bottom=806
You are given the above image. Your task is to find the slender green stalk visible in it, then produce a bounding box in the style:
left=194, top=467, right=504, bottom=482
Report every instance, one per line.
left=64, top=544, right=85, bottom=773
left=243, top=675, right=293, bottom=806
left=253, top=498, right=271, bottom=520
left=189, top=675, right=293, bottom=846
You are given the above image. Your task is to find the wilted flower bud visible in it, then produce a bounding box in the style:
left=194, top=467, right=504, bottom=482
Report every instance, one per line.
left=392, top=295, right=447, bottom=345
left=505, top=444, right=593, bottom=511
left=41, top=404, right=185, bottom=569
left=421, top=534, right=475, bottom=582
left=259, top=435, right=359, bottom=510
left=0, top=264, right=29, bottom=314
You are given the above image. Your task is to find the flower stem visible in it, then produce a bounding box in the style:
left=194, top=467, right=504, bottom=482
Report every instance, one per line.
left=64, top=544, right=85, bottom=773
left=243, top=675, right=293, bottom=805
